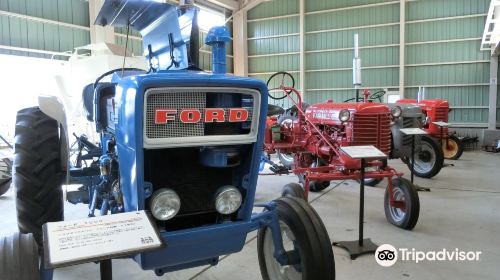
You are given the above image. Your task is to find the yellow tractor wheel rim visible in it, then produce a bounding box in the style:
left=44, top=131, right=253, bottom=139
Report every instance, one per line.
left=442, top=138, right=459, bottom=159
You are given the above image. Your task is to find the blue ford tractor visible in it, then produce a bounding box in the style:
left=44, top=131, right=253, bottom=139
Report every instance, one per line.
left=0, top=1, right=335, bottom=279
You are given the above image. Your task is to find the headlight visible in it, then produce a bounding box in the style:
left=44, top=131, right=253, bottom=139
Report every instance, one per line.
left=215, top=186, right=242, bottom=215
left=150, top=188, right=181, bottom=221
left=391, top=106, right=402, bottom=118
left=338, top=109, right=350, bottom=122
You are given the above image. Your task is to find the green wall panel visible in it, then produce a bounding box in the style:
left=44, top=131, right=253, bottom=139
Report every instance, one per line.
left=248, top=36, right=299, bottom=56
left=0, top=15, right=90, bottom=53
left=405, top=39, right=488, bottom=64
left=405, top=17, right=484, bottom=43
left=305, top=4, right=398, bottom=32
left=306, top=0, right=395, bottom=13
left=405, top=63, right=489, bottom=85
left=306, top=68, right=398, bottom=89
left=406, top=0, right=488, bottom=21
left=305, top=90, right=361, bottom=104
left=249, top=54, right=299, bottom=73
left=306, top=46, right=398, bottom=70
left=248, top=0, right=298, bottom=20
left=305, top=25, right=399, bottom=51
left=248, top=17, right=299, bottom=38
left=0, top=0, right=90, bottom=27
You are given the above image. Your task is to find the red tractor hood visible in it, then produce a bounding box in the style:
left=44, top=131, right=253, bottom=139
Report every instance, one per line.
left=397, top=98, right=449, bottom=110
left=305, top=101, right=390, bottom=125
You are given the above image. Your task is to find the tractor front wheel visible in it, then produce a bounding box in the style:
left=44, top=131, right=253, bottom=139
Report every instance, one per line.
left=384, top=178, right=420, bottom=230
left=281, top=183, right=306, bottom=200
left=257, top=197, right=335, bottom=280
left=0, top=233, right=40, bottom=280
left=443, top=135, right=464, bottom=160
left=406, top=135, right=444, bottom=178
left=13, top=107, right=64, bottom=245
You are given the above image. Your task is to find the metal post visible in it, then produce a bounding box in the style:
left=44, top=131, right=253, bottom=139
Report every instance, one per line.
left=411, top=135, right=415, bottom=184
left=299, top=0, right=305, bottom=95
left=100, top=260, right=112, bottom=280
left=359, top=159, right=365, bottom=246
left=399, top=0, right=405, bottom=98
left=488, top=55, right=498, bottom=130
left=353, top=34, right=361, bottom=101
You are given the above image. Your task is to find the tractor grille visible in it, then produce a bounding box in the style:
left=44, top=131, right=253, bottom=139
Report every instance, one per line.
left=352, top=113, right=391, bottom=155
left=434, top=107, right=448, bottom=122
left=146, top=92, right=206, bottom=138
left=402, top=117, right=416, bottom=146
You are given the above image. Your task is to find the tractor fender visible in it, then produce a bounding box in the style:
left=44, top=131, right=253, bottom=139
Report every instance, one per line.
left=38, top=95, right=69, bottom=175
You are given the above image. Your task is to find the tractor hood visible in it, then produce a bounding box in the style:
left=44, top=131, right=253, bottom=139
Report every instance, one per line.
left=95, top=0, right=197, bottom=71
left=305, top=101, right=390, bottom=125
left=397, top=98, right=449, bottom=110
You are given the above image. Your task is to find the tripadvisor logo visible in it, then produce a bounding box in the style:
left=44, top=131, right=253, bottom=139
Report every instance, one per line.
left=375, top=244, right=482, bottom=267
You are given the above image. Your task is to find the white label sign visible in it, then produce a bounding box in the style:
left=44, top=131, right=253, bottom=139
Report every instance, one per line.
left=44, top=211, right=163, bottom=268
left=399, top=128, right=427, bottom=135
left=340, top=145, right=387, bottom=159
left=432, top=121, right=450, bottom=127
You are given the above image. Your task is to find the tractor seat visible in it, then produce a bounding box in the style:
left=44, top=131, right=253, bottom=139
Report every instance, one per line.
left=267, top=104, right=285, bottom=116
left=82, top=84, right=95, bottom=122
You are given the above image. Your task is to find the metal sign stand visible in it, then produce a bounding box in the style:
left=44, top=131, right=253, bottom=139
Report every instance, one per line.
left=332, top=146, right=386, bottom=260
left=432, top=121, right=454, bottom=168
left=400, top=128, right=431, bottom=192
left=43, top=211, right=164, bottom=280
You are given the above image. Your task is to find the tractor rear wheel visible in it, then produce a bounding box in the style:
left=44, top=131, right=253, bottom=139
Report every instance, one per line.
left=13, top=107, right=64, bottom=245
left=0, top=232, right=40, bottom=280
left=276, top=114, right=295, bottom=168
left=442, top=135, right=464, bottom=160
left=281, top=183, right=305, bottom=200
left=257, top=197, right=335, bottom=280
left=384, top=178, right=420, bottom=230
left=406, top=135, right=443, bottom=178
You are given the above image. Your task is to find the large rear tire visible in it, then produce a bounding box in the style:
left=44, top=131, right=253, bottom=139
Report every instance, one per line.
left=257, top=197, right=335, bottom=280
left=443, top=135, right=464, bottom=160
left=0, top=232, right=40, bottom=280
left=384, top=178, right=420, bottom=230
left=406, top=135, right=443, bottom=178
left=13, top=107, right=64, bottom=245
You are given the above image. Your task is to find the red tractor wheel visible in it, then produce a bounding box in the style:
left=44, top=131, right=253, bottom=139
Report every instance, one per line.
left=442, top=135, right=463, bottom=160
left=384, top=178, right=420, bottom=230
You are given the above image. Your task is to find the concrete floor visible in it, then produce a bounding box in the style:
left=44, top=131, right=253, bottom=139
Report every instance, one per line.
left=1, top=151, right=499, bottom=279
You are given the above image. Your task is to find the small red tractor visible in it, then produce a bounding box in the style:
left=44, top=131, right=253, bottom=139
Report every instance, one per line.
left=398, top=98, right=464, bottom=160
left=263, top=72, right=420, bottom=230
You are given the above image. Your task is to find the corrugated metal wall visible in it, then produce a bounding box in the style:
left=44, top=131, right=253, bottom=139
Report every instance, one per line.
left=247, top=0, right=493, bottom=126
left=0, top=1, right=233, bottom=72
left=0, top=0, right=90, bottom=59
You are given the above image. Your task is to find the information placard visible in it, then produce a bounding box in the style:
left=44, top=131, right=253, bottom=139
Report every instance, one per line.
left=432, top=121, right=450, bottom=127
left=340, top=145, right=387, bottom=159
left=43, top=211, right=163, bottom=268
left=399, top=128, right=427, bottom=135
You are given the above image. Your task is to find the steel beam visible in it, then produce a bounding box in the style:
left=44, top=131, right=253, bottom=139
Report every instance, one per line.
left=299, top=0, right=305, bottom=94
left=399, top=0, right=405, bottom=98
left=89, top=0, right=115, bottom=44
left=205, top=0, right=239, bottom=10
left=233, top=11, right=248, bottom=76
left=488, top=55, right=498, bottom=130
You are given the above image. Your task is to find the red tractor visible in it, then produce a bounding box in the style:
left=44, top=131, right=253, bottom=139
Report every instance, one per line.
left=263, top=72, right=420, bottom=230
left=398, top=98, right=464, bottom=160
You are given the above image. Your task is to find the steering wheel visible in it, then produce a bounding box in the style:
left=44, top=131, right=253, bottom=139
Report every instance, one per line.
left=343, top=97, right=364, bottom=103
left=370, top=90, right=386, bottom=102
left=266, top=71, right=295, bottom=100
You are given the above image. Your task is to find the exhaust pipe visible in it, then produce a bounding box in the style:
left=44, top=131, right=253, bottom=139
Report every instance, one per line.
left=417, top=87, right=426, bottom=102
left=205, top=26, right=231, bottom=74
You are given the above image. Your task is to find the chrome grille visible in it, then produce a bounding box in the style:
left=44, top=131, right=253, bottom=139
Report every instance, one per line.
left=146, top=91, right=206, bottom=139
left=352, top=113, right=391, bottom=155
left=402, top=117, right=416, bottom=146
